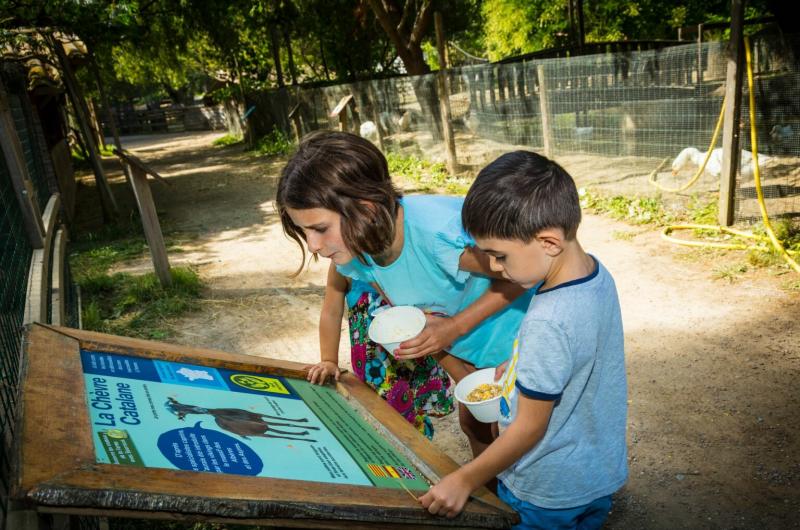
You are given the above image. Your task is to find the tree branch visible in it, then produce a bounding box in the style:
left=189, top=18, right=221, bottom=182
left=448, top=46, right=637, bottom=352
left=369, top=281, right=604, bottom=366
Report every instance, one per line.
left=367, top=0, right=412, bottom=63
left=398, top=0, right=414, bottom=37
left=408, top=0, right=432, bottom=47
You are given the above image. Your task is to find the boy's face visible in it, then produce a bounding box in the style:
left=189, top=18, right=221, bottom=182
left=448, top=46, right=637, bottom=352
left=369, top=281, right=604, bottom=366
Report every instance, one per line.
left=474, top=231, right=562, bottom=289
left=285, top=207, right=355, bottom=264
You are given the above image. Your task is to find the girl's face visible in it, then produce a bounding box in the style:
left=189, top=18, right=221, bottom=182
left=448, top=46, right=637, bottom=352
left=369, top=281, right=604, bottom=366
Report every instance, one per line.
left=285, top=207, right=354, bottom=264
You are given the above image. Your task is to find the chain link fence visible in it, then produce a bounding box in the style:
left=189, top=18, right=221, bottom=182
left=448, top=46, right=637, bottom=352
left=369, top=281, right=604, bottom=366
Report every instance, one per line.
left=248, top=32, right=800, bottom=224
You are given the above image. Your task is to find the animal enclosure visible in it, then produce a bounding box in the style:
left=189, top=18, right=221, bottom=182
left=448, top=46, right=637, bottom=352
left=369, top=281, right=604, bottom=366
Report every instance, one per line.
left=247, top=33, right=800, bottom=223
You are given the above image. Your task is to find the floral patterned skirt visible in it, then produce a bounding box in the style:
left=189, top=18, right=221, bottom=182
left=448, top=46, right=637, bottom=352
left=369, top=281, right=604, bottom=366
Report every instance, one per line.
left=347, top=285, right=453, bottom=439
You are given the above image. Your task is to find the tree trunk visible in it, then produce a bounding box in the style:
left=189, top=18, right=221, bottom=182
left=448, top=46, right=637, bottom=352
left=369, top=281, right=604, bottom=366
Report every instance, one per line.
left=364, top=0, right=442, bottom=140
left=283, top=27, right=298, bottom=85
left=319, top=37, right=331, bottom=81
left=270, top=25, right=285, bottom=87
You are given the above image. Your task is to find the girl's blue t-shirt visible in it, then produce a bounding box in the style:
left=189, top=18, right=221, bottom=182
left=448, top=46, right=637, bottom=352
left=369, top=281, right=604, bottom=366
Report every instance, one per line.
left=336, top=195, right=533, bottom=368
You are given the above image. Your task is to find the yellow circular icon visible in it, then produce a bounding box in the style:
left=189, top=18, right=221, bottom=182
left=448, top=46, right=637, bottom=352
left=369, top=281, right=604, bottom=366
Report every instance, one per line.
left=230, top=374, right=285, bottom=393
left=106, top=429, right=127, bottom=439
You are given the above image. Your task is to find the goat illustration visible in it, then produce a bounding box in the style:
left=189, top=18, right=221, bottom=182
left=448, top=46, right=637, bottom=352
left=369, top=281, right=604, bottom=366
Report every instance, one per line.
left=165, top=397, right=319, bottom=442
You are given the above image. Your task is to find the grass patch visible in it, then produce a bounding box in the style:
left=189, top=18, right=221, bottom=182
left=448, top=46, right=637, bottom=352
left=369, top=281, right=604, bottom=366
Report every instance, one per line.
left=581, top=187, right=800, bottom=284
left=71, top=144, right=116, bottom=170
left=711, top=263, right=748, bottom=283
left=77, top=267, right=202, bottom=340
left=579, top=189, right=675, bottom=225
left=255, top=127, right=295, bottom=156
left=612, top=230, right=636, bottom=241
left=387, top=152, right=469, bottom=195
left=70, top=218, right=202, bottom=339
left=212, top=134, right=243, bottom=147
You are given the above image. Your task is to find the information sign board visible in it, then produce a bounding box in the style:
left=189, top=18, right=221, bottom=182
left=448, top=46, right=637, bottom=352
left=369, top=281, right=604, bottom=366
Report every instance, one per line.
left=14, top=324, right=518, bottom=528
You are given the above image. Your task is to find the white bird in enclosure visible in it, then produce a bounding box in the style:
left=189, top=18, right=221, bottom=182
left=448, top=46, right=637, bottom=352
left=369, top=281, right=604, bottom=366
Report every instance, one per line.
left=770, top=124, right=794, bottom=146
left=671, top=147, right=773, bottom=178
left=397, top=111, right=411, bottom=132
left=359, top=120, right=378, bottom=141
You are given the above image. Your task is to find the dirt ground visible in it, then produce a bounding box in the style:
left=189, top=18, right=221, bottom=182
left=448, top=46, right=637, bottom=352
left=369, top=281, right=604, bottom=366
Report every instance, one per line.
left=84, top=131, right=799, bottom=529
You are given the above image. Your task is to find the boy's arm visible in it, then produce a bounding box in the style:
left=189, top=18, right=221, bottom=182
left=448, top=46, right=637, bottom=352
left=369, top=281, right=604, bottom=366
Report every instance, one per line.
left=419, top=395, right=554, bottom=517
left=395, top=247, right=527, bottom=359
left=309, top=263, right=348, bottom=384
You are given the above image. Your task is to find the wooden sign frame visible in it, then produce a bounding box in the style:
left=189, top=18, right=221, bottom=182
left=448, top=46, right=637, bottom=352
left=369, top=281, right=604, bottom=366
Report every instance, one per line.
left=14, top=324, right=518, bottom=528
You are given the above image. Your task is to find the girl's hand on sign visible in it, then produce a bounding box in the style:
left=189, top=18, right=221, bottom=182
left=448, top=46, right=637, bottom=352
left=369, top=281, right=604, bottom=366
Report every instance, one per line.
left=307, top=360, right=340, bottom=385
left=394, top=314, right=461, bottom=359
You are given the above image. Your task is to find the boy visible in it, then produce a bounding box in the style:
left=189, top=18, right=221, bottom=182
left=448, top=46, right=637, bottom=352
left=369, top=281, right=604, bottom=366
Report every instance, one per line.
left=419, top=151, right=627, bottom=529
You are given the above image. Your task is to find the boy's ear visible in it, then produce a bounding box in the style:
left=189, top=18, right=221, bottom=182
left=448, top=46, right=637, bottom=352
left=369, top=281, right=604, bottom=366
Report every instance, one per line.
left=536, top=228, right=566, bottom=256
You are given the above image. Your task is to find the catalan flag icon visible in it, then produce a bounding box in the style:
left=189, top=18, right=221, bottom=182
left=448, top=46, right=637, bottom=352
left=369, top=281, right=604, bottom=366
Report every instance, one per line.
left=367, top=463, right=386, bottom=477
left=367, top=463, right=417, bottom=480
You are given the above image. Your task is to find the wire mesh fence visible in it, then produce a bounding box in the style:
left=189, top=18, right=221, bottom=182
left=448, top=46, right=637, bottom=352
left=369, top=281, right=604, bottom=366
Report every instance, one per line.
left=0, top=63, right=83, bottom=529
left=0, top=144, right=32, bottom=527
left=248, top=32, right=800, bottom=225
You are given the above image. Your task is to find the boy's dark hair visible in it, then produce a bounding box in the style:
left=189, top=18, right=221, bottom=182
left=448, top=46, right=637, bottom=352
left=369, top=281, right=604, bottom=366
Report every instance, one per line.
left=462, top=151, right=581, bottom=241
left=276, top=131, right=402, bottom=268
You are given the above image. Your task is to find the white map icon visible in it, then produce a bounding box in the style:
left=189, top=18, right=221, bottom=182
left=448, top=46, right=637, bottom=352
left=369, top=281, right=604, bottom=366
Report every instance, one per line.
left=176, top=367, right=214, bottom=382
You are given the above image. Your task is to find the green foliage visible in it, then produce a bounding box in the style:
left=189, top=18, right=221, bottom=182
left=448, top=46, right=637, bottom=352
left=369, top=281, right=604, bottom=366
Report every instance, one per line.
left=212, top=134, right=243, bottom=147
left=481, top=0, right=775, bottom=61
left=386, top=152, right=469, bottom=195
left=687, top=195, right=718, bottom=225
left=579, top=189, right=674, bottom=225
left=482, top=0, right=569, bottom=60
left=422, top=42, right=440, bottom=71
left=255, top=128, right=295, bottom=157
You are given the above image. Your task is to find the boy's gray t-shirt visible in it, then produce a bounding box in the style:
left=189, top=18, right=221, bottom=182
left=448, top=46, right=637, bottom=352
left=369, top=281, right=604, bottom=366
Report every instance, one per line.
left=497, top=258, right=628, bottom=509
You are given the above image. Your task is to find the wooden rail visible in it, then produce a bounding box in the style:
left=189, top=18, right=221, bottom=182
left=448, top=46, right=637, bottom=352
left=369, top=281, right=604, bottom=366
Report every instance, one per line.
left=113, top=148, right=173, bottom=288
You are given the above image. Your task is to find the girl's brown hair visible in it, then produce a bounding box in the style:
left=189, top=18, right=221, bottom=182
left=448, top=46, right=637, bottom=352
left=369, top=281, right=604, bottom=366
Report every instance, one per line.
left=276, top=131, right=402, bottom=270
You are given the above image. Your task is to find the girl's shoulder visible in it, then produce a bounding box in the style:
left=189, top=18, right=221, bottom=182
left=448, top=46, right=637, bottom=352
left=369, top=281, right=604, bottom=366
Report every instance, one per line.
left=402, top=195, right=465, bottom=231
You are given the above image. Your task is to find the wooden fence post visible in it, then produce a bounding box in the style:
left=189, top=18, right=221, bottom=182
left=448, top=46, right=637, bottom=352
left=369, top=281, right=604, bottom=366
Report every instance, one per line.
left=50, top=226, right=68, bottom=326
left=24, top=194, right=60, bottom=325
left=718, top=0, right=745, bottom=227
left=366, top=83, right=386, bottom=152
left=128, top=165, right=172, bottom=287
left=537, top=64, right=554, bottom=157
left=288, top=103, right=303, bottom=143
left=0, top=79, right=45, bottom=248
left=329, top=95, right=354, bottom=132
left=435, top=12, right=458, bottom=174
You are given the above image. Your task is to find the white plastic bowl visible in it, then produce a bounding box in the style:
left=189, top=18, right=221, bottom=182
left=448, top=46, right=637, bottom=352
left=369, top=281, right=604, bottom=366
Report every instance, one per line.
left=367, top=305, right=426, bottom=354
left=454, top=368, right=503, bottom=423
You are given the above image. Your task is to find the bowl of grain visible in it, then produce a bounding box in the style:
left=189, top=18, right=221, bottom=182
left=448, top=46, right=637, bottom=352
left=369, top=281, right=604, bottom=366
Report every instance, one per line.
left=454, top=368, right=503, bottom=423
left=367, top=305, right=426, bottom=355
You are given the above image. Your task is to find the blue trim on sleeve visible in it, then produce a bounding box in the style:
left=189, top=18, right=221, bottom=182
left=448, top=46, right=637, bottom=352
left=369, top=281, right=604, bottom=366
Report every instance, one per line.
left=516, top=381, right=562, bottom=401
left=537, top=256, right=599, bottom=295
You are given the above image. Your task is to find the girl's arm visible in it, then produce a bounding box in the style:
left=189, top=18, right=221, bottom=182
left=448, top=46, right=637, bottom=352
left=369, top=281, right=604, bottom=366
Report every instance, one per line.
left=308, top=262, right=349, bottom=385
left=395, top=247, right=527, bottom=359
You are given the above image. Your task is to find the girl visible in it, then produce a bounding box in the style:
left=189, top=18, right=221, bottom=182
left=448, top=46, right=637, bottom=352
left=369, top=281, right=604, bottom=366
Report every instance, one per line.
left=309, top=263, right=453, bottom=439
left=277, top=131, right=533, bottom=456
